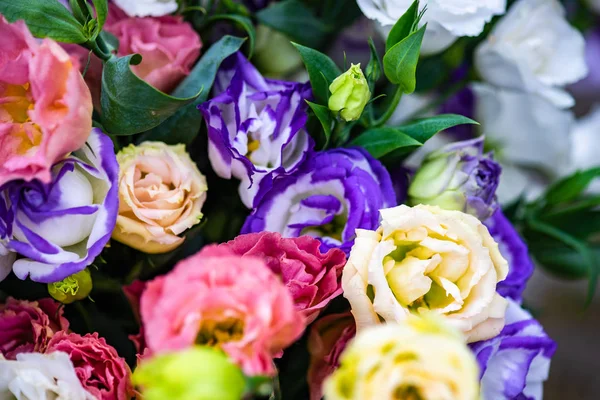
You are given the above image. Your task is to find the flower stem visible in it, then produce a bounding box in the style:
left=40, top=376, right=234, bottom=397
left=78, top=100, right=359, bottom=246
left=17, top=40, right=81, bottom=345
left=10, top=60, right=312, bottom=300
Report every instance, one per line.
left=372, top=86, right=403, bottom=127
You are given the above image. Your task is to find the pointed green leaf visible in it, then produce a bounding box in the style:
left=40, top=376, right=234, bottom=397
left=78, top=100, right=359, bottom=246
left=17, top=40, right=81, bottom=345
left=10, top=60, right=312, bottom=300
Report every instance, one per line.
left=365, top=38, right=382, bottom=90
left=292, top=43, right=341, bottom=105
left=385, top=0, right=419, bottom=51
left=544, top=167, right=600, bottom=206
left=398, top=114, right=479, bottom=143
left=349, top=127, right=422, bottom=159
left=205, top=14, right=255, bottom=57
left=92, top=0, right=108, bottom=31
left=383, top=25, right=426, bottom=93
left=306, top=101, right=333, bottom=150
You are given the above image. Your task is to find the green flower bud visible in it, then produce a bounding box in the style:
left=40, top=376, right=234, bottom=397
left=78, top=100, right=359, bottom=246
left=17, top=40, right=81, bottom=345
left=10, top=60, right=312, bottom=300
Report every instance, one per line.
left=328, top=64, right=371, bottom=121
left=133, top=346, right=246, bottom=400
left=47, top=268, right=92, bottom=304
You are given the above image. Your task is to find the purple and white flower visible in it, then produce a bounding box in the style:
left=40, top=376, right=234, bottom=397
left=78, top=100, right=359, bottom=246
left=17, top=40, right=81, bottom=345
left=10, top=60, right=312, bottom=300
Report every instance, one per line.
left=200, top=52, right=313, bottom=208
left=241, top=148, right=396, bottom=253
left=0, top=129, right=118, bottom=283
left=485, top=209, right=534, bottom=302
left=470, top=299, right=556, bottom=400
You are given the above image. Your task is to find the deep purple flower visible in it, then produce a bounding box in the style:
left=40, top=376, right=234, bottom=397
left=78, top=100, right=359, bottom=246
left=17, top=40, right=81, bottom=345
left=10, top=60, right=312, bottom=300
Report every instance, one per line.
left=408, top=137, right=501, bottom=221
left=199, top=52, right=313, bottom=208
left=570, top=28, right=600, bottom=100
left=439, top=87, right=477, bottom=141
left=241, top=148, right=396, bottom=254
left=484, top=209, right=534, bottom=302
left=470, top=299, right=556, bottom=400
left=240, top=0, right=272, bottom=11
left=0, top=129, right=118, bottom=283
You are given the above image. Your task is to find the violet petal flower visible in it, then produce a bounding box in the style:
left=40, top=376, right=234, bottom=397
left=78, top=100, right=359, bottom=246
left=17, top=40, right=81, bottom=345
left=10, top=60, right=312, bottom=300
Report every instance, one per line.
left=484, top=209, right=534, bottom=302
left=470, top=300, right=556, bottom=400
left=241, top=148, right=396, bottom=254
left=0, top=129, right=118, bottom=283
left=199, top=52, right=313, bottom=208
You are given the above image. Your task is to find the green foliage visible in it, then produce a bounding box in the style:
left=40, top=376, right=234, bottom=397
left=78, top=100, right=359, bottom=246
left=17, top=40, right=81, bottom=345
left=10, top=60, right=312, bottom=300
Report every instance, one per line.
left=306, top=101, right=333, bottom=150
left=292, top=43, right=341, bottom=105
left=385, top=0, right=420, bottom=51
left=383, top=25, right=426, bottom=93
left=349, top=128, right=422, bottom=159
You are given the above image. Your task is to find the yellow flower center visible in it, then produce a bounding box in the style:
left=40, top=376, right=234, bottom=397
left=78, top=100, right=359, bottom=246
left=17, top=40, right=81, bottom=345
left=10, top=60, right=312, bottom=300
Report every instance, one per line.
left=247, top=137, right=260, bottom=153
left=394, top=385, right=423, bottom=400
left=1, top=82, right=42, bottom=155
left=196, top=318, right=245, bottom=347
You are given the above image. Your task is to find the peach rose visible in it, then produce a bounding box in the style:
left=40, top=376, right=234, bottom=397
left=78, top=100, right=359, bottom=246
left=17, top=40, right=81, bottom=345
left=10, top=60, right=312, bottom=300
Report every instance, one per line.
left=112, top=142, right=207, bottom=254
left=0, top=16, right=93, bottom=186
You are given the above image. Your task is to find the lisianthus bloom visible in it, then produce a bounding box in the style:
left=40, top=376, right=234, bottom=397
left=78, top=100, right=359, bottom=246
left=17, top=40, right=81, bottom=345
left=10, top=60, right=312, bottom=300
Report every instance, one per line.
left=0, top=351, right=95, bottom=400
left=200, top=52, right=313, bottom=207
left=141, top=246, right=305, bottom=376
left=470, top=300, right=556, bottom=400
left=485, top=210, right=534, bottom=302
left=107, top=15, right=202, bottom=93
left=223, top=232, right=347, bottom=324
left=242, top=148, right=396, bottom=254
left=323, top=316, right=480, bottom=400
left=357, top=0, right=506, bottom=55
left=343, top=204, right=509, bottom=343
left=0, top=297, right=68, bottom=360
left=112, top=142, right=207, bottom=254
left=408, top=137, right=501, bottom=221
left=47, top=332, right=134, bottom=400
left=113, top=0, right=178, bottom=17
left=475, top=0, right=587, bottom=109
left=134, top=346, right=247, bottom=400
left=307, top=312, right=356, bottom=400
left=0, top=16, right=93, bottom=186
left=0, top=129, right=118, bottom=283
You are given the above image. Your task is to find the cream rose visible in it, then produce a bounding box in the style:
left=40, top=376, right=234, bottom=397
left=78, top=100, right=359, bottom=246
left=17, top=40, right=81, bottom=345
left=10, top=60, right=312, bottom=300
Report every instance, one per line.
left=323, top=316, right=480, bottom=400
left=342, top=204, right=509, bottom=343
left=112, top=142, right=207, bottom=254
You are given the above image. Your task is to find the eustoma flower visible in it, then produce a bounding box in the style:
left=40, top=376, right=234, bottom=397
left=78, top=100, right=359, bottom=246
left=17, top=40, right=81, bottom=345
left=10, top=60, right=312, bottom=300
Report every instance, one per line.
left=475, top=0, right=587, bottom=108
left=470, top=300, right=556, bottom=400
left=242, top=148, right=396, bottom=254
left=0, top=129, right=118, bottom=283
left=0, top=16, right=93, bottom=186
left=408, top=138, right=501, bottom=221
left=112, top=142, right=208, bottom=254
left=357, top=0, right=506, bottom=55
left=343, top=204, right=509, bottom=343
left=200, top=52, right=313, bottom=207
left=223, top=232, right=347, bottom=324
left=141, top=246, right=305, bottom=376
left=323, top=316, right=480, bottom=400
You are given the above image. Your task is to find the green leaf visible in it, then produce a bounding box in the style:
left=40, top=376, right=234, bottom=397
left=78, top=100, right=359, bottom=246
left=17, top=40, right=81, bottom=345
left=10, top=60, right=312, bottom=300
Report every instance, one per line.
left=398, top=114, right=479, bottom=143
left=365, top=38, right=382, bottom=90
left=349, top=127, right=422, bottom=159
left=100, top=55, right=199, bottom=135
left=0, top=0, right=86, bottom=43
left=91, top=0, right=108, bottom=31
left=544, top=167, right=600, bottom=206
left=292, top=43, right=341, bottom=105
left=385, top=0, right=419, bottom=51
left=257, top=0, right=328, bottom=49
left=99, top=30, right=119, bottom=53
left=205, top=14, right=255, bottom=57
left=306, top=101, right=333, bottom=150
left=529, top=239, right=594, bottom=280
left=383, top=25, right=426, bottom=93
left=139, top=36, right=246, bottom=144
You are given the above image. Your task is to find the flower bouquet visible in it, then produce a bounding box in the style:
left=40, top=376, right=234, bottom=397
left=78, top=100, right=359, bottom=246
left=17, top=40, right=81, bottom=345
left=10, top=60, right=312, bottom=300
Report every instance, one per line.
left=0, top=0, right=598, bottom=399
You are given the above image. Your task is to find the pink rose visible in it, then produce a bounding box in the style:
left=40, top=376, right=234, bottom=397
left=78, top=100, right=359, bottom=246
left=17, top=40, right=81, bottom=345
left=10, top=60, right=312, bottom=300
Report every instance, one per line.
left=224, top=232, right=346, bottom=324
left=106, top=15, right=202, bottom=92
left=141, top=245, right=305, bottom=376
left=47, top=331, right=134, bottom=400
left=0, top=16, right=93, bottom=186
left=0, top=297, right=69, bottom=360
left=307, top=312, right=356, bottom=400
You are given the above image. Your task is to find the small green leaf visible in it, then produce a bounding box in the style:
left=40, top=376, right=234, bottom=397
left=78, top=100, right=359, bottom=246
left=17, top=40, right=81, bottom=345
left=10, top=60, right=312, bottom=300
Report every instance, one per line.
left=544, top=167, right=600, bottom=206
left=205, top=14, right=255, bottom=57
left=99, top=30, right=119, bottom=53
left=292, top=43, right=341, bottom=105
left=92, top=0, right=108, bottom=31
left=365, top=38, right=382, bottom=90
left=0, top=0, right=86, bottom=43
left=100, top=55, right=199, bottom=135
left=257, top=0, right=329, bottom=49
left=385, top=0, right=419, bottom=51
left=306, top=101, right=333, bottom=150
left=349, top=127, right=422, bottom=159
left=398, top=114, right=479, bottom=143
left=139, top=36, right=246, bottom=144
left=383, top=25, right=426, bottom=93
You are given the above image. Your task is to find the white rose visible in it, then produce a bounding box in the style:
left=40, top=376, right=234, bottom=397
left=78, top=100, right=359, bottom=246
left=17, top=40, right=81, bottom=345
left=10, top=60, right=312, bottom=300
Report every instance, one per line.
left=571, top=105, right=600, bottom=193
left=475, top=0, right=587, bottom=109
left=357, top=0, right=506, bottom=55
left=0, top=352, right=95, bottom=400
left=113, top=0, right=178, bottom=17
left=342, top=204, right=509, bottom=343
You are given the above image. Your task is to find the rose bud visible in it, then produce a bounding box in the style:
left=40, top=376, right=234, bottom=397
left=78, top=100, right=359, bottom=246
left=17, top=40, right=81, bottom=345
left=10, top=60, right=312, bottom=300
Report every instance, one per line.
left=328, top=64, right=371, bottom=122
left=408, top=137, right=501, bottom=221
left=47, top=268, right=93, bottom=304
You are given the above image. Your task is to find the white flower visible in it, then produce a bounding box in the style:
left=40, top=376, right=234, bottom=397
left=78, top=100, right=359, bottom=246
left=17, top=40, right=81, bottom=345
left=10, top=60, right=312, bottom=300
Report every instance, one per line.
left=0, top=352, right=96, bottom=400
left=475, top=0, right=587, bottom=109
left=0, top=243, right=15, bottom=282
left=357, top=0, right=506, bottom=55
left=571, top=105, right=600, bottom=193
left=113, top=0, right=178, bottom=17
